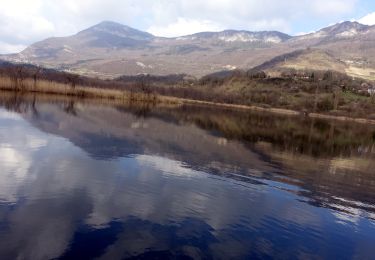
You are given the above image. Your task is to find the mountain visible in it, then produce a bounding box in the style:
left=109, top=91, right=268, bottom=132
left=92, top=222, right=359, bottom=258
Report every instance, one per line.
left=251, top=49, right=347, bottom=75
left=1, top=21, right=294, bottom=78
left=287, top=22, right=375, bottom=80
left=180, top=30, right=291, bottom=43
left=293, top=21, right=370, bottom=43
left=2, top=21, right=375, bottom=80
left=19, top=21, right=155, bottom=60
left=75, top=21, right=155, bottom=47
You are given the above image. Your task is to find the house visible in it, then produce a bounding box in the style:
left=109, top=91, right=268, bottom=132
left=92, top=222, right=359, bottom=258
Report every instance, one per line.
left=360, top=83, right=375, bottom=96
left=368, top=86, right=375, bottom=96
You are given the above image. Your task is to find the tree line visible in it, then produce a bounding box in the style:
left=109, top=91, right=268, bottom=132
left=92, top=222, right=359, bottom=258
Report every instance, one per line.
left=0, top=61, right=374, bottom=117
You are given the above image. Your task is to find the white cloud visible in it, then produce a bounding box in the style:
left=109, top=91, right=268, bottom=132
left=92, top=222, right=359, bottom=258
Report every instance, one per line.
left=358, top=12, right=375, bottom=25
left=0, top=1, right=55, bottom=42
left=311, top=0, right=358, bottom=15
left=148, top=18, right=223, bottom=37
left=0, top=0, right=366, bottom=54
left=0, top=41, right=27, bottom=54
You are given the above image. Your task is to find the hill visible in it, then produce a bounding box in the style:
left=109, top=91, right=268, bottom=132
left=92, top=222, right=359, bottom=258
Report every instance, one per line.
left=1, top=21, right=375, bottom=80
left=252, top=49, right=346, bottom=75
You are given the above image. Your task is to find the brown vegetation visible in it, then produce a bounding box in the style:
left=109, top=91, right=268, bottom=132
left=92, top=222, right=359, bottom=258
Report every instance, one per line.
left=172, top=68, right=375, bottom=118
left=0, top=63, right=166, bottom=104
left=0, top=62, right=375, bottom=121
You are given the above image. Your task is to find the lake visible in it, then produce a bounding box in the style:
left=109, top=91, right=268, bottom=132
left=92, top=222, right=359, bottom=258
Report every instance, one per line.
left=0, top=93, right=374, bottom=259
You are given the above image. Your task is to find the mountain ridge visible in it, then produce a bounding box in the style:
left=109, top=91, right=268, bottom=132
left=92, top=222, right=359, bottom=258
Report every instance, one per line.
left=2, top=20, right=375, bottom=80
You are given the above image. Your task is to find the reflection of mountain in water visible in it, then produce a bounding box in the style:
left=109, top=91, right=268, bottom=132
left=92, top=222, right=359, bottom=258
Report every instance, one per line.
left=1, top=94, right=375, bottom=214
left=2, top=94, right=375, bottom=159
left=1, top=93, right=375, bottom=259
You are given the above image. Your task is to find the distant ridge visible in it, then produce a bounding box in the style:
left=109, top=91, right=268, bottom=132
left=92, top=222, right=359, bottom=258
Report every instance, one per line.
left=2, top=20, right=375, bottom=80
left=251, top=49, right=346, bottom=73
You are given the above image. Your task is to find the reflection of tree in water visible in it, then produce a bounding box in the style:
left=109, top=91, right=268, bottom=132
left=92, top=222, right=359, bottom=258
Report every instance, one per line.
left=1, top=94, right=375, bottom=159
left=120, top=104, right=375, bottom=158
left=31, top=94, right=39, bottom=118
left=63, top=100, right=77, bottom=116
left=0, top=93, right=39, bottom=117
left=1, top=94, right=375, bottom=219
left=116, top=103, right=152, bottom=118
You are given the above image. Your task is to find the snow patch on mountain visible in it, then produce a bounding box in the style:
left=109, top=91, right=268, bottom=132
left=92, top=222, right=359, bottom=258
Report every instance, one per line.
left=218, top=33, right=257, bottom=42
left=223, top=65, right=237, bottom=70
left=62, top=45, right=74, bottom=53
left=337, top=29, right=359, bottom=38
left=217, top=33, right=282, bottom=43
left=136, top=61, right=146, bottom=68
left=264, top=36, right=282, bottom=43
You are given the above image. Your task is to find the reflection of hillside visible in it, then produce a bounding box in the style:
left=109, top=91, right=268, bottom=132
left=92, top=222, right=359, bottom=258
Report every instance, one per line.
left=1, top=94, right=375, bottom=217
left=1, top=93, right=375, bottom=159
left=256, top=142, right=375, bottom=216
left=0, top=95, right=275, bottom=178
left=150, top=105, right=375, bottom=158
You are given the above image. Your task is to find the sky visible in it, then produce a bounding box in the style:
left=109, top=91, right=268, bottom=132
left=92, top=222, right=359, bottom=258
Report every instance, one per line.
left=0, top=0, right=374, bottom=54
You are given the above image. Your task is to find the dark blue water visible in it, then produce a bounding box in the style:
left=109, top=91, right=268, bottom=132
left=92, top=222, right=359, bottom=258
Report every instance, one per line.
left=0, top=95, right=375, bottom=259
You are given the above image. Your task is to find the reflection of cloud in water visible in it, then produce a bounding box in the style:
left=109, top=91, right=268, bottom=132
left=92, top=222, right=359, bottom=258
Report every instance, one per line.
left=0, top=111, right=75, bottom=258
left=0, top=112, right=36, bottom=202
left=0, top=146, right=31, bottom=202
left=0, top=110, right=22, bottom=121
left=0, top=124, right=319, bottom=259
left=135, top=154, right=205, bottom=179
left=0, top=104, right=374, bottom=259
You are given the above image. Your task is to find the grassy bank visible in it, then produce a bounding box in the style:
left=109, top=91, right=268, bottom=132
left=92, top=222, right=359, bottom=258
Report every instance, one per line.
left=180, top=98, right=375, bottom=125
left=0, top=76, right=178, bottom=104
left=1, top=75, right=375, bottom=125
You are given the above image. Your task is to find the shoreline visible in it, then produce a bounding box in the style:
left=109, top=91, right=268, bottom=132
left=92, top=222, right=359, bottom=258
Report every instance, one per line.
left=180, top=98, right=375, bottom=125
left=1, top=79, right=375, bottom=125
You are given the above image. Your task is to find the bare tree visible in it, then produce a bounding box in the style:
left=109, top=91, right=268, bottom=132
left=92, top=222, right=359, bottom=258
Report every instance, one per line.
left=31, top=94, right=39, bottom=118
left=66, top=74, right=79, bottom=90
left=16, top=66, right=26, bottom=91
left=33, top=67, right=42, bottom=91
left=332, top=86, right=341, bottom=111
left=5, top=66, right=21, bottom=89
left=313, top=84, right=320, bottom=113
left=63, top=100, right=77, bottom=116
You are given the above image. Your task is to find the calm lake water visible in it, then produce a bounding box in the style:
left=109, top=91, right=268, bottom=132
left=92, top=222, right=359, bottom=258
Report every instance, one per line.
left=0, top=94, right=375, bottom=259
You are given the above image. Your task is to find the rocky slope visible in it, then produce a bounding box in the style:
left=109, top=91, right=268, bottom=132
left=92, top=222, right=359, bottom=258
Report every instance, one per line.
left=2, top=21, right=375, bottom=80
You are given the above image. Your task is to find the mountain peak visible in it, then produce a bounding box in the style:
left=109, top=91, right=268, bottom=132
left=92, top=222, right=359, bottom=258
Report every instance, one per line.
left=79, top=21, right=154, bottom=41
left=90, top=21, right=132, bottom=30
left=322, top=21, right=369, bottom=34
left=297, top=21, right=370, bottom=41
left=97, top=20, right=124, bottom=26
